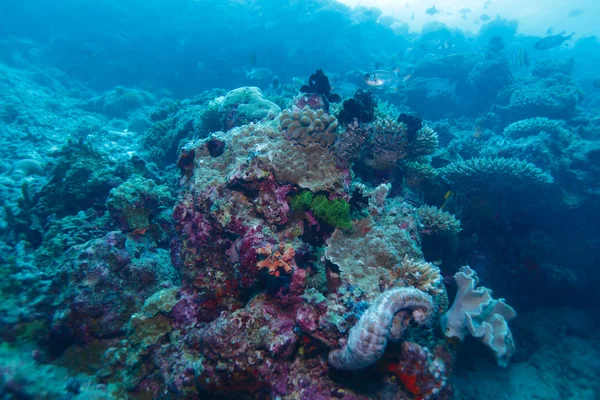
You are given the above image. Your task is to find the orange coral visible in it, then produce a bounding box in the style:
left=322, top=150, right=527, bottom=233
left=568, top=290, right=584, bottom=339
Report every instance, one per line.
left=256, top=243, right=295, bottom=277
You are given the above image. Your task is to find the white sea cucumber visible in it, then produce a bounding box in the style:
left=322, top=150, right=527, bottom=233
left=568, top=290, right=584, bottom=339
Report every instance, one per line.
left=328, top=287, right=434, bottom=370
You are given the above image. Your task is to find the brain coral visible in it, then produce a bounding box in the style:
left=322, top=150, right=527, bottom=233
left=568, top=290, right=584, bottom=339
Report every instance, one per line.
left=279, top=106, right=339, bottom=147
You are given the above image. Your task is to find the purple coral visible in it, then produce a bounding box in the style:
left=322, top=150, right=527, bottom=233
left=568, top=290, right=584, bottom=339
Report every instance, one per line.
left=328, top=287, right=434, bottom=370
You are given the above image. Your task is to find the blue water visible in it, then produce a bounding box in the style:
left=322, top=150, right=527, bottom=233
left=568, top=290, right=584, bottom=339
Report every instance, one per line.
left=0, top=1, right=599, bottom=399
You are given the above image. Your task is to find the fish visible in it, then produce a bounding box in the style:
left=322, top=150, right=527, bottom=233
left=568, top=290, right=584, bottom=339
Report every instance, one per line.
left=480, top=14, right=491, bottom=21
left=460, top=8, right=471, bottom=14
left=593, top=79, right=600, bottom=88
left=426, top=5, right=439, bottom=16
left=249, top=51, right=257, bottom=67
left=292, top=77, right=305, bottom=87
left=440, top=190, right=454, bottom=209
left=411, top=13, right=415, bottom=20
left=516, top=48, right=530, bottom=68
left=244, top=67, right=273, bottom=80
left=534, top=31, right=575, bottom=50
left=568, top=9, right=583, bottom=18
left=364, top=69, right=403, bottom=90
left=546, top=27, right=553, bottom=35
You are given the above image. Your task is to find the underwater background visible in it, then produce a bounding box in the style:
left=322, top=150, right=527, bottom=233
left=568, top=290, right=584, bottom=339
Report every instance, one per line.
left=0, top=0, right=599, bottom=398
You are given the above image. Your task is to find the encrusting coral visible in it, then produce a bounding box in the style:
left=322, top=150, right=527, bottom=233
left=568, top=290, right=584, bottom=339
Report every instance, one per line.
left=441, top=266, right=516, bottom=367
left=279, top=106, right=339, bottom=147
left=328, top=287, right=434, bottom=370
left=256, top=242, right=296, bottom=277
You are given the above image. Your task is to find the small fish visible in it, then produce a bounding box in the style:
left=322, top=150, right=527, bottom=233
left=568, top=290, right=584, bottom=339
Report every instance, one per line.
left=426, top=5, right=439, bottom=16
left=411, top=12, right=415, bottom=20
left=534, top=31, right=575, bottom=50
left=245, top=67, right=273, bottom=80
left=568, top=9, right=583, bottom=18
left=480, top=13, right=491, bottom=21
left=546, top=27, right=553, bottom=35
left=460, top=8, right=471, bottom=14
left=516, top=48, right=530, bottom=68
left=593, top=79, right=600, bottom=88
left=249, top=51, right=257, bottom=67
left=440, top=190, right=454, bottom=209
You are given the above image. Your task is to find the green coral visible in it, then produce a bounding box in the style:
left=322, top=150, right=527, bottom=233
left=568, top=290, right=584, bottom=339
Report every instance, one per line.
left=291, top=191, right=353, bottom=229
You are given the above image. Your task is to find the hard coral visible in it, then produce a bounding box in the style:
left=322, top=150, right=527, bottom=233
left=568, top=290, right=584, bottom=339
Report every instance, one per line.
left=394, top=255, right=443, bottom=296
left=280, top=106, right=339, bottom=147
left=257, top=242, right=295, bottom=277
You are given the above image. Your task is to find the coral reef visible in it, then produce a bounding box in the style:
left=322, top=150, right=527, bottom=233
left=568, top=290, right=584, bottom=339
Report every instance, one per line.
left=328, top=287, right=434, bottom=370
left=279, top=106, right=339, bottom=147
left=441, top=266, right=516, bottom=367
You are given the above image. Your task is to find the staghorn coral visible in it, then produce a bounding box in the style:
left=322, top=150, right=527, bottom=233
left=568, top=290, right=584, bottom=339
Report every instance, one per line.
left=256, top=242, right=295, bottom=277
left=441, top=266, right=516, bottom=367
left=394, top=255, right=443, bottom=295
left=441, top=157, right=554, bottom=192
left=279, top=106, right=338, bottom=147
left=416, top=205, right=461, bottom=236
left=328, top=287, right=434, bottom=370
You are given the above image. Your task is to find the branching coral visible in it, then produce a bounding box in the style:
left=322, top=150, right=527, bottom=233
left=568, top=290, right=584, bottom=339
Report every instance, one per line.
left=394, top=255, right=443, bottom=296
left=328, top=287, right=434, bottom=370
left=441, top=157, right=554, bottom=192
left=416, top=205, right=461, bottom=236
left=256, top=242, right=295, bottom=277
left=279, top=106, right=338, bottom=147
left=366, top=118, right=439, bottom=170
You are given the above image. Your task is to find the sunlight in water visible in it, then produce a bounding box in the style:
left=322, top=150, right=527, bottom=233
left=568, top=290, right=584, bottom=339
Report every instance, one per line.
left=336, top=0, right=599, bottom=37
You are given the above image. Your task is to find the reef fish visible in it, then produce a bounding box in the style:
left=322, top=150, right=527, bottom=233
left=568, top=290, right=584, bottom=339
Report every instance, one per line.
left=480, top=13, right=490, bottom=21
left=244, top=67, right=273, bottom=80
left=534, top=31, right=575, bottom=50
left=516, top=48, right=530, bottom=68
left=426, top=5, right=439, bottom=16
left=364, top=69, right=406, bottom=90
